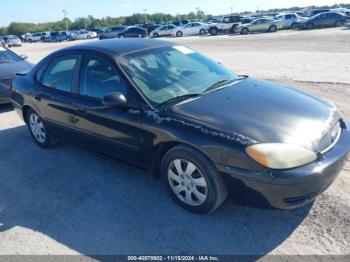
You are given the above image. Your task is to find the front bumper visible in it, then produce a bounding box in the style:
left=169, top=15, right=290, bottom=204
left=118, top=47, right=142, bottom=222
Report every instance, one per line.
left=0, top=85, right=11, bottom=105
left=218, top=126, right=350, bottom=209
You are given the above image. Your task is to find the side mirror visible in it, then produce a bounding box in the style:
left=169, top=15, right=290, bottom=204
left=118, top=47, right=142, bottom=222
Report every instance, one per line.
left=102, top=92, right=127, bottom=107
left=20, top=54, right=28, bottom=60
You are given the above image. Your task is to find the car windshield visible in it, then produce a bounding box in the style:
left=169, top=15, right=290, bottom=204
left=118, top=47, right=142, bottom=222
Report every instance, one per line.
left=119, top=45, right=238, bottom=105
left=0, top=47, right=22, bottom=63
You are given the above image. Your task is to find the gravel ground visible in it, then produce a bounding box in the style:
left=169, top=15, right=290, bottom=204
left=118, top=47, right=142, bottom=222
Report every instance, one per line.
left=0, top=27, right=349, bottom=256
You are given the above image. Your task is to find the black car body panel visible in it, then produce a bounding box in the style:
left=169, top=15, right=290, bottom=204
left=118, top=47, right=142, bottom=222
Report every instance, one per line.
left=10, top=39, right=350, bottom=209
left=0, top=47, right=33, bottom=104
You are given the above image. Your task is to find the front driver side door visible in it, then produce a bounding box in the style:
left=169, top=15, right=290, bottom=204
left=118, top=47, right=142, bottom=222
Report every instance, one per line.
left=70, top=55, right=145, bottom=166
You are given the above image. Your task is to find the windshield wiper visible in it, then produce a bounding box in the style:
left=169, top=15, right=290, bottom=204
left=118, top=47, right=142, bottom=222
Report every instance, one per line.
left=204, top=75, right=249, bottom=93
left=158, top=93, right=201, bottom=107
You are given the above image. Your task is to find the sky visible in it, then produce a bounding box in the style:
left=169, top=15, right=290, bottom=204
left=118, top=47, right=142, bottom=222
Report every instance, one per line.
left=0, top=0, right=346, bottom=27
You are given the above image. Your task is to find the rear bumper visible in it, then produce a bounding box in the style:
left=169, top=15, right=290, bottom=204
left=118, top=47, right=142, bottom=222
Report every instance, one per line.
left=218, top=126, right=350, bottom=209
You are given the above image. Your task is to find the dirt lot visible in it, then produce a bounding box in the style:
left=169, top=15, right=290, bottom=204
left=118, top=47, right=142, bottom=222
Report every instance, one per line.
left=0, top=27, right=350, bottom=256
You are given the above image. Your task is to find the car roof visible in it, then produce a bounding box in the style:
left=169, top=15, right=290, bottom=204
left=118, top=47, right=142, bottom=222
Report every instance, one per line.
left=60, top=39, right=174, bottom=56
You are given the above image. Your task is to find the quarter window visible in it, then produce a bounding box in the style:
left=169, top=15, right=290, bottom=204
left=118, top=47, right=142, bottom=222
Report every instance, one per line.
left=79, top=56, right=127, bottom=99
left=41, top=55, right=78, bottom=92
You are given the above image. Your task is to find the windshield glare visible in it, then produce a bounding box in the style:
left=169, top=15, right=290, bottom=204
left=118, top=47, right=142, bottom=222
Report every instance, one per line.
left=0, top=48, right=22, bottom=63
left=119, top=46, right=238, bottom=105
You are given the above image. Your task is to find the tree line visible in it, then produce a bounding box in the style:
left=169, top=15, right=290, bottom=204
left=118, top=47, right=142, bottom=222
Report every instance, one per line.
left=1, top=3, right=349, bottom=36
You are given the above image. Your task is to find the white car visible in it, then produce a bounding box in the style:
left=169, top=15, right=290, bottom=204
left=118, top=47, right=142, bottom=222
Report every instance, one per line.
left=172, top=22, right=208, bottom=37
left=71, top=30, right=97, bottom=40
left=275, top=13, right=306, bottom=29
left=151, top=24, right=177, bottom=38
left=6, top=36, right=22, bottom=47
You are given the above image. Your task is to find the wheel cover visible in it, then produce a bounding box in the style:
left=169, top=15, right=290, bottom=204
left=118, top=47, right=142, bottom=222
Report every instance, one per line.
left=29, top=113, right=46, bottom=143
left=168, top=159, right=208, bottom=206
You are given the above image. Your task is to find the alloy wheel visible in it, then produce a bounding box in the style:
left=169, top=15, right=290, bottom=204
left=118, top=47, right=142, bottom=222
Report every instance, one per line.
left=168, top=159, right=208, bottom=206
left=29, top=113, right=46, bottom=144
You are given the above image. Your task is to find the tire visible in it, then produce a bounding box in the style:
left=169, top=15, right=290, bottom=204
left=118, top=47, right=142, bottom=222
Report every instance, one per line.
left=161, top=145, right=228, bottom=213
left=26, top=108, right=54, bottom=148
left=153, top=33, right=159, bottom=38
left=306, top=23, right=313, bottom=30
left=176, top=31, right=183, bottom=37
left=119, top=34, right=125, bottom=38
left=240, top=28, right=249, bottom=35
left=291, top=22, right=298, bottom=29
left=87, top=35, right=91, bottom=39
left=137, top=33, right=143, bottom=38
left=268, top=25, right=277, bottom=32
left=199, top=29, right=206, bottom=35
left=28, top=39, right=33, bottom=43
left=209, top=27, right=218, bottom=35
left=335, top=21, right=343, bottom=27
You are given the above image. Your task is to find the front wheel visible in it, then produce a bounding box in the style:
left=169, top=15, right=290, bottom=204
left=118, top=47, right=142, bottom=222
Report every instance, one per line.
left=240, top=28, right=249, bottom=35
left=161, top=145, right=228, bottom=213
left=335, top=21, right=343, bottom=27
left=176, top=31, right=183, bottom=37
left=209, top=27, right=218, bottom=35
left=291, top=22, right=298, bottom=29
left=26, top=109, right=53, bottom=148
left=137, top=33, right=143, bottom=38
left=268, top=25, right=277, bottom=32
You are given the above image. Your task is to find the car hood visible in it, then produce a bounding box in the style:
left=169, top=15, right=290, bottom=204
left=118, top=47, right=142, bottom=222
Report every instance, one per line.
left=169, top=78, right=341, bottom=151
left=0, top=60, right=33, bottom=79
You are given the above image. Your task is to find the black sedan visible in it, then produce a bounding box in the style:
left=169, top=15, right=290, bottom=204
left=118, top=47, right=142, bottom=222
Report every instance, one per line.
left=0, top=46, right=33, bottom=105
left=299, top=12, right=347, bottom=29
left=100, top=26, right=147, bottom=39
left=11, top=39, right=350, bottom=213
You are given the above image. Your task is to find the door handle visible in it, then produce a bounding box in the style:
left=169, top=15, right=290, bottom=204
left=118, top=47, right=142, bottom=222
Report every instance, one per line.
left=34, top=95, right=42, bottom=101
left=68, top=115, right=79, bottom=124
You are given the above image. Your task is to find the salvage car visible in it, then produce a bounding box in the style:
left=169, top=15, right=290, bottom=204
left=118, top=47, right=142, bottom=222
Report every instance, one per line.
left=151, top=25, right=177, bottom=38
left=0, top=47, right=32, bottom=104
left=236, top=18, right=283, bottom=34
left=275, top=13, right=305, bottom=29
left=299, top=12, right=347, bottom=29
left=207, top=15, right=241, bottom=35
left=173, top=22, right=207, bottom=37
left=70, top=30, right=98, bottom=40
left=11, top=39, right=350, bottom=213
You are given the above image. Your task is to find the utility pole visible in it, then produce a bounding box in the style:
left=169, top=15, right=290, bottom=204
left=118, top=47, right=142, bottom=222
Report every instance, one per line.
left=143, top=9, right=148, bottom=24
left=62, top=10, right=69, bottom=31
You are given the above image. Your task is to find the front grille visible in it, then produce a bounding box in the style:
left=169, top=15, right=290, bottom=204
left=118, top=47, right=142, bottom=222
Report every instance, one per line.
left=0, top=79, right=12, bottom=89
left=318, top=121, right=342, bottom=153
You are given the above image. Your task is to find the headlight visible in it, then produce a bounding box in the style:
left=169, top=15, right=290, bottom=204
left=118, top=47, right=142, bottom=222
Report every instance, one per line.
left=246, top=143, right=317, bottom=169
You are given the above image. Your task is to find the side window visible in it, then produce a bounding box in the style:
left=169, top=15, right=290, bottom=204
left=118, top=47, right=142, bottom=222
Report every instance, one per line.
left=41, top=55, right=78, bottom=92
left=79, top=56, right=127, bottom=99
left=286, top=14, right=292, bottom=19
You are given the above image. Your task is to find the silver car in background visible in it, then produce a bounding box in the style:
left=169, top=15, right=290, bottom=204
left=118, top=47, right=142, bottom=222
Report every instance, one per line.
left=172, top=22, right=208, bottom=37
left=151, top=24, right=177, bottom=37
left=5, top=36, right=22, bottom=47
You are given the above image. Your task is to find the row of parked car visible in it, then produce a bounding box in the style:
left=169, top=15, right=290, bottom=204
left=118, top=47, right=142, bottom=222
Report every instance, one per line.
left=1, top=7, right=349, bottom=48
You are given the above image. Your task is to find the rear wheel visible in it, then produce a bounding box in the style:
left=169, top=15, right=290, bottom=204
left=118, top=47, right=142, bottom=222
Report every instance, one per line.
left=268, top=25, right=277, bottom=32
left=335, top=21, right=343, bottom=27
left=137, top=33, right=143, bottom=38
left=291, top=22, right=298, bottom=29
left=176, top=31, right=183, bottom=37
left=26, top=109, right=53, bottom=148
left=153, top=33, right=159, bottom=38
left=161, top=145, right=228, bottom=213
left=119, top=34, right=125, bottom=38
left=87, top=35, right=91, bottom=39
left=199, top=29, right=206, bottom=35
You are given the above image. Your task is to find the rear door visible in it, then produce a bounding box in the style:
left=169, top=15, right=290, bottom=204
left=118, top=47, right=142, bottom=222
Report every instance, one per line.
left=34, top=54, right=81, bottom=142
left=69, top=54, right=145, bottom=165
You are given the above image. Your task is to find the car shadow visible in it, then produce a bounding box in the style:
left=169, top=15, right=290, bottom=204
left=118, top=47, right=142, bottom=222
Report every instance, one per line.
left=0, top=125, right=312, bottom=256
left=0, top=104, right=13, bottom=114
